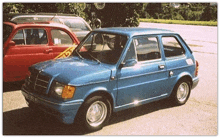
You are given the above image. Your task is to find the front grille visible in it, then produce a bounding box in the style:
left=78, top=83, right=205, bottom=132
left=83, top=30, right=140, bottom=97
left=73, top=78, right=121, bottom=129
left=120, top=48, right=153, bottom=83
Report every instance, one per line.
left=25, top=69, right=50, bottom=95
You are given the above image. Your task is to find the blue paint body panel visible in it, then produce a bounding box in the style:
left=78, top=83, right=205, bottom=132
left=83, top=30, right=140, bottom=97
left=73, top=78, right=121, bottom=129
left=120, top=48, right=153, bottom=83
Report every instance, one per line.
left=21, top=27, right=199, bottom=124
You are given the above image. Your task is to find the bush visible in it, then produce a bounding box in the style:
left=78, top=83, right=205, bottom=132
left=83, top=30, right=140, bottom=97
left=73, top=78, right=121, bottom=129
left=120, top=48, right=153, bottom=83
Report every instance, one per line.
left=172, top=12, right=184, bottom=20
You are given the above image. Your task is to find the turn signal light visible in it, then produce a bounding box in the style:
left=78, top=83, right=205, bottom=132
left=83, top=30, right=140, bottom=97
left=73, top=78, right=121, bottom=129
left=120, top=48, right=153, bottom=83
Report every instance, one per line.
left=62, top=86, right=76, bottom=99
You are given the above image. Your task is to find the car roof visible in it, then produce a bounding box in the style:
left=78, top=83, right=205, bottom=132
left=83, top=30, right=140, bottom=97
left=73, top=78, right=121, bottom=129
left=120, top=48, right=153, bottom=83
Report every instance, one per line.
left=11, top=14, right=84, bottom=20
left=93, top=27, right=177, bottom=37
left=4, top=21, right=72, bottom=31
left=10, top=14, right=92, bottom=31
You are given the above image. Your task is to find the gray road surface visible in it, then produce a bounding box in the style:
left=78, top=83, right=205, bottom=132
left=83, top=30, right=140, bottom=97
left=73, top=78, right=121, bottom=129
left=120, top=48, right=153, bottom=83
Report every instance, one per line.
left=3, top=23, right=217, bottom=135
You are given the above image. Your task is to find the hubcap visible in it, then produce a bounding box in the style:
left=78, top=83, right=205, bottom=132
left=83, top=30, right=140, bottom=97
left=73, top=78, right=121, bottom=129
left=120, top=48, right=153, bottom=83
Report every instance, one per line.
left=86, top=101, right=107, bottom=127
left=177, top=82, right=189, bottom=102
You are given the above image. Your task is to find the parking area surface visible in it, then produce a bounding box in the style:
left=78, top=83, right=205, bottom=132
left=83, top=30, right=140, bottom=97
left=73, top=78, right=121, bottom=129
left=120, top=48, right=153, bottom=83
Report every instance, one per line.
left=3, top=22, right=217, bottom=135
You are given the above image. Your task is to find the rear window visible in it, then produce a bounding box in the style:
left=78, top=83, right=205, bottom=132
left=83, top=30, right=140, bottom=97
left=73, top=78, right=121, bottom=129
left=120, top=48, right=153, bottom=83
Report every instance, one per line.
left=12, top=17, right=58, bottom=23
left=59, top=18, right=90, bottom=31
left=3, top=24, right=13, bottom=43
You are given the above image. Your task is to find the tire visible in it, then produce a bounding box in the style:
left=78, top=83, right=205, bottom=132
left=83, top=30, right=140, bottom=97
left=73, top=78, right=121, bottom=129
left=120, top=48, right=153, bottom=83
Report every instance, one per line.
left=170, top=79, right=191, bottom=105
left=75, top=95, right=112, bottom=131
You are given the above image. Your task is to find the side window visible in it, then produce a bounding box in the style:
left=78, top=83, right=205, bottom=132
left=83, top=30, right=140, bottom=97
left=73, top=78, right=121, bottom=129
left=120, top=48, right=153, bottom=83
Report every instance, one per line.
left=162, top=36, right=185, bottom=57
left=12, top=28, right=48, bottom=45
left=134, top=36, right=161, bottom=62
left=51, top=29, right=73, bottom=45
left=12, top=30, right=24, bottom=45
left=123, top=41, right=136, bottom=62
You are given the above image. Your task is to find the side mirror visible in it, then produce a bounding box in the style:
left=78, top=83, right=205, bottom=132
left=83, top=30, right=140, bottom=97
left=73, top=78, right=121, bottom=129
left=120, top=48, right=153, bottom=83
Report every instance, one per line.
left=7, top=41, right=16, bottom=47
left=4, top=41, right=15, bottom=57
left=120, top=59, right=137, bottom=68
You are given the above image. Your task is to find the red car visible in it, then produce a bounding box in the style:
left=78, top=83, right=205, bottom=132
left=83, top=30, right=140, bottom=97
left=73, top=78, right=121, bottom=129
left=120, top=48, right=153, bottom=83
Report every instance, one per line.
left=3, top=21, right=80, bottom=82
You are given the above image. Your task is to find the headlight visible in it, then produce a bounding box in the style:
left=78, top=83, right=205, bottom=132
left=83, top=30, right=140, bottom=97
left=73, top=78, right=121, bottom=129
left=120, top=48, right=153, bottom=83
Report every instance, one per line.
left=54, top=85, right=64, bottom=95
left=53, top=82, right=76, bottom=99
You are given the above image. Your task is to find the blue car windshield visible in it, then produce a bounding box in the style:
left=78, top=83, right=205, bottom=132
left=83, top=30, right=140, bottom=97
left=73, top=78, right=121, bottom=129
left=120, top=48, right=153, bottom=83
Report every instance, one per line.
left=73, top=32, right=127, bottom=64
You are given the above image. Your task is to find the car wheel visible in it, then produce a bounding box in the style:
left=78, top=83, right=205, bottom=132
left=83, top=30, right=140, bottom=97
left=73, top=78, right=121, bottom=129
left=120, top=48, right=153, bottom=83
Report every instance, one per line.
left=170, top=79, right=191, bottom=105
left=76, top=95, right=112, bottom=131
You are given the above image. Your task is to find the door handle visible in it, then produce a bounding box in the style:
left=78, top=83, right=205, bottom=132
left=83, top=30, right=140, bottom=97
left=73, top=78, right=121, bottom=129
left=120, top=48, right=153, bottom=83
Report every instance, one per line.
left=44, top=49, right=53, bottom=53
left=159, top=64, right=165, bottom=69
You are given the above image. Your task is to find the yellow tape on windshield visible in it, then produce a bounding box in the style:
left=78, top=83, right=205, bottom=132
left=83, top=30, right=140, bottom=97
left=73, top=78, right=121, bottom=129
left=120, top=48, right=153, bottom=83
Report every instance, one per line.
left=54, top=45, right=77, bottom=59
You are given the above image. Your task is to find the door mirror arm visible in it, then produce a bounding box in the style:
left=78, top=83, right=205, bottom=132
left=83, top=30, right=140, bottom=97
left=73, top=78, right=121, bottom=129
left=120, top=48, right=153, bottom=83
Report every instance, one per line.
left=119, top=62, right=125, bottom=68
left=119, top=59, right=137, bottom=68
left=4, top=41, right=16, bottom=57
left=7, top=41, right=16, bottom=47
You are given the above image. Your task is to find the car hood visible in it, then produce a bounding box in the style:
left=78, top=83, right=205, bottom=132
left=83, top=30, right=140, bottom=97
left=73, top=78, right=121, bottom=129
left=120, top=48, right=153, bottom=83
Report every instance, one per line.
left=32, top=57, right=112, bottom=86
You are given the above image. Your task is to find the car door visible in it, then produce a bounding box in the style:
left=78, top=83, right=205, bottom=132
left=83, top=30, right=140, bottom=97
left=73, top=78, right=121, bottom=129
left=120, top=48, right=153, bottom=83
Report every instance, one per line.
left=116, top=35, right=169, bottom=106
left=50, top=29, right=77, bottom=58
left=161, top=35, right=189, bottom=93
left=3, top=27, right=52, bottom=82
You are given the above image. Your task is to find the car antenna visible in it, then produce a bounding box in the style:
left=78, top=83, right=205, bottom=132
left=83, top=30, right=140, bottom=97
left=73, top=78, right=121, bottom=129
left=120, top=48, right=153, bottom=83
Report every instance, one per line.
left=50, top=14, right=57, bottom=21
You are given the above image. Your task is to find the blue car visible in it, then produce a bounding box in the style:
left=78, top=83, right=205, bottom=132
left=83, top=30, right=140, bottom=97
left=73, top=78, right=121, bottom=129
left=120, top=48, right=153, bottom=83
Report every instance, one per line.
left=21, top=27, right=199, bottom=131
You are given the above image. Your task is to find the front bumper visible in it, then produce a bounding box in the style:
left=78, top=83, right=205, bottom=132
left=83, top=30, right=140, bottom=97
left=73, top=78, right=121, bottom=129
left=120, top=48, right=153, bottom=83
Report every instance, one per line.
left=21, top=88, right=83, bottom=124
left=192, top=77, right=199, bottom=89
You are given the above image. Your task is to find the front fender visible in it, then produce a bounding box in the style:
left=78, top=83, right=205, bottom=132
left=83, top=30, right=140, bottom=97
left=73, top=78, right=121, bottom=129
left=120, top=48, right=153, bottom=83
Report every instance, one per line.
left=80, top=85, right=116, bottom=108
left=84, top=86, right=108, bottom=100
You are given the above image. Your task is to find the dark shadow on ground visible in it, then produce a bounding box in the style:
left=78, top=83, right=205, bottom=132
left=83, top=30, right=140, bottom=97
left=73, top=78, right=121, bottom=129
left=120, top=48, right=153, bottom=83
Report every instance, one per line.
left=3, top=107, right=87, bottom=135
left=3, top=98, right=175, bottom=135
left=3, top=81, right=25, bottom=92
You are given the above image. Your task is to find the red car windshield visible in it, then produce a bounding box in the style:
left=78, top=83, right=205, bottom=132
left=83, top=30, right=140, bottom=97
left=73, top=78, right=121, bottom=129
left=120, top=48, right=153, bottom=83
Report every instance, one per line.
left=3, top=24, right=13, bottom=44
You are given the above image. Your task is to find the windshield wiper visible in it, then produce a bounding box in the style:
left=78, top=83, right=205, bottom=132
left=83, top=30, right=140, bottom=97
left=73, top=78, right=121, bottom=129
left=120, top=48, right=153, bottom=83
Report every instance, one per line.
left=88, top=53, right=101, bottom=64
left=75, top=50, right=84, bottom=60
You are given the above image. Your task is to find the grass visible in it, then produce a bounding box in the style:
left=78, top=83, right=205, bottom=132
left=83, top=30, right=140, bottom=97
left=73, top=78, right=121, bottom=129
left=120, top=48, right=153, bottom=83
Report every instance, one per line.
left=139, top=18, right=217, bottom=26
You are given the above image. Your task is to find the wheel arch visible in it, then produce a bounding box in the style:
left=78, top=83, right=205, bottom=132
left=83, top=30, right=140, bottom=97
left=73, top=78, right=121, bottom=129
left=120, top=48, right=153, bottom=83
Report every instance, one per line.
left=82, top=87, right=115, bottom=112
left=175, top=72, right=193, bottom=88
left=169, top=73, right=193, bottom=98
left=84, top=91, right=114, bottom=108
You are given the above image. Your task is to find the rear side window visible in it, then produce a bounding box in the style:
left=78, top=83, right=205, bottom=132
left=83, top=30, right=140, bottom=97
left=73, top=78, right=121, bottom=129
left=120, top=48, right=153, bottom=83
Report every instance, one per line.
left=134, top=36, right=161, bottom=62
left=162, top=36, right=185, bottom=58
left=12, top=28, right=48, bottom=45
left=51, top=29, right=73, bottom=45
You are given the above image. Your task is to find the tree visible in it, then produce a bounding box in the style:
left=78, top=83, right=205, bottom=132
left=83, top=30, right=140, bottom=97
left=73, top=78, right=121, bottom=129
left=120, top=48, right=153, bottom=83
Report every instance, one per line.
left=201, top=3, right=217, bottom=21
left=145, top=3, right=162, bottom=19
left=56, top=3, right=86, bottom=18
left=84, top=3, right=143, bottom=27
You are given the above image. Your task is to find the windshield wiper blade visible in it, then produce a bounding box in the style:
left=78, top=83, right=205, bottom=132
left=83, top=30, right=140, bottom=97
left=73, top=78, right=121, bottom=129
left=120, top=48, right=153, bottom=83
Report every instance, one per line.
left=88, top=53, right=101, bottom=64
left=75, top=50, right=84, bottom=60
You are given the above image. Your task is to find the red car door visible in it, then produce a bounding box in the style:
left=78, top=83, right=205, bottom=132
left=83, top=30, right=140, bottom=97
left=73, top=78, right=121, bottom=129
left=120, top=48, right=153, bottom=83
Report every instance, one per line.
left=3, top=27, right=53, bottom=82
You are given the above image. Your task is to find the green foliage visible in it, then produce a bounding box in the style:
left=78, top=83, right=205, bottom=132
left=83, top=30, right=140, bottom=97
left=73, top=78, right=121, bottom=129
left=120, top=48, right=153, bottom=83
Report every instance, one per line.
left=145, top=3, right=162, bottom=19
left=3, top=3, right=24, bottom=13
left=84, top=3, right=142, bottom=27
left=141, top=3, right=217, bottom=22
left=3, top=3, right=218, bottom=27
left=56, top=3, right=86, bottom=18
